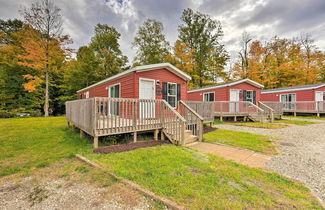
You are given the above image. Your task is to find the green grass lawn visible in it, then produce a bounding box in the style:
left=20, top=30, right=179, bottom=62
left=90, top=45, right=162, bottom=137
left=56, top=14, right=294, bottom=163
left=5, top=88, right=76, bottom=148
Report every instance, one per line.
left=203, top=129, right=277, bottom=154
left=285, top=115, right=325, bottom=120
left=230, top=122, right=288, bottom=129
left=1, top=116, right=322, bottom=209
left=276, top=119, right=315, bottom=125
left=0, top=117, right=92, bottom=177
left=84, top=145, right=321, bottom=209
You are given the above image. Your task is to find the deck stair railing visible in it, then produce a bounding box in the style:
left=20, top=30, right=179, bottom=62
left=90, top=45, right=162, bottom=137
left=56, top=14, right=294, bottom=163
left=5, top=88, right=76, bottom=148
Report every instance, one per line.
left=178, top=100, right=204, bottom=143
left=258, top=102, right=275, bottom=122
left=66, top=97, right=188, bottom=145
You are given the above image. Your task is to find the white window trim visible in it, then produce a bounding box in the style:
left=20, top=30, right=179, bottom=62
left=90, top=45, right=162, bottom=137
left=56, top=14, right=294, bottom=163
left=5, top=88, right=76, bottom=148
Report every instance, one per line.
left=203, top=92, right=215, bottom=102
left=315, top=91, right=324, bottom=101
left=279, top=93, right=296, bottom=102
left=139, top=78, right=156, bottom=99
left=167, top=82, right=177, bottom=108
left=108, top=83, right=121, bottom=98
left=84, top=91, right=89, bottom=99
left=245, top=90, right=254, bottom=103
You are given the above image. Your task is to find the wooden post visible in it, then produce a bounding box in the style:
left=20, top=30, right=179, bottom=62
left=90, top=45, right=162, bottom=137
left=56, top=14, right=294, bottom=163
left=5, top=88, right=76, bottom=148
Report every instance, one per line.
left=133, top=131, right=137, bottom=142
left=161, top=131, right=165, bottom=140
left=234, top=116, right=237, bottom=122
left=154, top=129, right=159, bottom=140
left=93, top=136, right=99, bottom=149
left=220, top=115, right=223, bottom=122
left=132, top=101, right=137, bottom=130
left=80, top=129, right=85, bottom=138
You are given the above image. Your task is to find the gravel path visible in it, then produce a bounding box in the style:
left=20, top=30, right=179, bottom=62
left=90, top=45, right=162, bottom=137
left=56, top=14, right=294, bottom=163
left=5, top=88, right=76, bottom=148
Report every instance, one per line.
left=216, top=120, right=325, bottom=203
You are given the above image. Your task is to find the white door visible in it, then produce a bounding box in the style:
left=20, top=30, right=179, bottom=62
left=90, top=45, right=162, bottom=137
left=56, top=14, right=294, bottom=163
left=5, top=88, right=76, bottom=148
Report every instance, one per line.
left=139, top=79, right=155, bottom=118
left=316, top=92, right=324, bottom=111
left=230, top=90, right=240, bottom=113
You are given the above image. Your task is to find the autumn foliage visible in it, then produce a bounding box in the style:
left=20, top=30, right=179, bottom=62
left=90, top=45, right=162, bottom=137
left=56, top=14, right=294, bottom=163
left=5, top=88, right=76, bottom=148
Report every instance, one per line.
left=232, top=36, right=325, bottom=89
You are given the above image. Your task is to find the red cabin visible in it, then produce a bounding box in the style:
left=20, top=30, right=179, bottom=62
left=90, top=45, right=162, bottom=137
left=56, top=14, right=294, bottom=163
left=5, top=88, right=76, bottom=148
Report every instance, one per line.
left=261, top=83, right=325, bottom=102
left=187, top=79, right=264, bottom=104
left=261, top=83, right=325, bottom=115
left=77, top=63, right=191, bottom=108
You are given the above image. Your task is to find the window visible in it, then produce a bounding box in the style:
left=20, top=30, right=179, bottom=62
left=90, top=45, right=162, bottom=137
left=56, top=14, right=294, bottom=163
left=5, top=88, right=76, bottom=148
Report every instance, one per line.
left=203, top=92, right=215, bottom=102
left=84, top=91, right=89, bottom=99
left=280, top=93, right=296, bottom=110
left=109, top=84, right=120, bottom=98
left=167, top=83, right=177, bottom=108
left=108, top=84, right=120, bottom=115
left=245, top=90, right=253, bottom=103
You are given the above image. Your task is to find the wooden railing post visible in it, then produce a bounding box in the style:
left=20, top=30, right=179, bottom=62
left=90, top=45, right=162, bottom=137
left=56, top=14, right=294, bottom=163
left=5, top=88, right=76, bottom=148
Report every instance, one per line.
left=160, top=101, right=165, bottom=126
left=132, top=101, right=137, bottom=130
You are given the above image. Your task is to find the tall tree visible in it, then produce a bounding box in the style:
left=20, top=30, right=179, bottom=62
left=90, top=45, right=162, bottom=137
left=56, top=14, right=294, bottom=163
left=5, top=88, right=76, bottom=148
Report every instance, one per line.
left=63, top=46, right=100, bottom=96
left=90, top=24, right=127, bottom=78
left=21, top=0, right=65, bottom=116
left=232, top=35, right=324, bottom=88
left=178, top=8, right=229, bottom=88
left=132, top=19, right=170, bottom=65
left=165, top=40, right=197, bottom=88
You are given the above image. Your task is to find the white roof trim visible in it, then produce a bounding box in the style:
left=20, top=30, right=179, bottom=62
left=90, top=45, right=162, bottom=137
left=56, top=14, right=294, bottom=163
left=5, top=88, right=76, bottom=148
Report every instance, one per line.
left=261, top=84, right=325, bottom=94
left=77, top=63, right=191, bottom=93
left=187, top=79, right=264, bottom=93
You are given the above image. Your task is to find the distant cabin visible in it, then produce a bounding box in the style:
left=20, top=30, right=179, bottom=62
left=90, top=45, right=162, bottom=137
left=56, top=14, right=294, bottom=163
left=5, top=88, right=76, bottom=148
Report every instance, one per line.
left=261, top=83, right=325, bottom=103
left=187, top=79, right=264, bottom=104
left=77, top=63, right=191, bottom=108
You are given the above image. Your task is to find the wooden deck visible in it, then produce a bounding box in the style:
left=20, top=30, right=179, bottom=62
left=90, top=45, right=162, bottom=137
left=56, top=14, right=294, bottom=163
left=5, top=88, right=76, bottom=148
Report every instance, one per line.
left=184, top=101, right=274, bottom=123
left=261, top=101, right=325, bottom=117
left=66, top=98, right=203, bottom=148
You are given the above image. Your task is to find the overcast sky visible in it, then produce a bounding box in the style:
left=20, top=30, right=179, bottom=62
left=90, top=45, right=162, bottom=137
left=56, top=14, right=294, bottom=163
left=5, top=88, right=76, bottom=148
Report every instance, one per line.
left=1, top=0, right=325, bottom=65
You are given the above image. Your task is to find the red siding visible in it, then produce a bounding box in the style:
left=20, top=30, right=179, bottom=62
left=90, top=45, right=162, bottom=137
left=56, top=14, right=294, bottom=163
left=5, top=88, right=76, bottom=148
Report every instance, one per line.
left=261, top=87, right=325, bottom=102
left=80, top=73, right=135, bottom=99
left=135, top=68, right=188, bottom=100
left=79, top=68, right=188, bottom=100
left=188, top=82, right=261, bottom=102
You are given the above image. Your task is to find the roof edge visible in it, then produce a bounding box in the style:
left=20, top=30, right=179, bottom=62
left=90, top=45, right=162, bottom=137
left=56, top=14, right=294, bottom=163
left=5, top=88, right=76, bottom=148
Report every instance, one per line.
left=77, top=63, right=191, bottom=93
left=187, top=79, right=264, bottom=93
left=261, top=83, right=325, bottom=94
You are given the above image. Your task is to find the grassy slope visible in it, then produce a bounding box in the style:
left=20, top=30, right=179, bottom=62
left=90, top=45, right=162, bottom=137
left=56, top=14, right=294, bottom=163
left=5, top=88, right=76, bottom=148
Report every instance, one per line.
left=84, top=146, right=321, bottom=209
left=203, top=129, right=277, bottom=154
left=0, top=117, right=92, bottom=177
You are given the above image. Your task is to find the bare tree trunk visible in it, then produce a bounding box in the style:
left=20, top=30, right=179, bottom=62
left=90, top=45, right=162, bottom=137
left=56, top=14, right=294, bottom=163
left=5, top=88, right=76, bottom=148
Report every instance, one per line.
left=44, top=71, right=49, bottom=117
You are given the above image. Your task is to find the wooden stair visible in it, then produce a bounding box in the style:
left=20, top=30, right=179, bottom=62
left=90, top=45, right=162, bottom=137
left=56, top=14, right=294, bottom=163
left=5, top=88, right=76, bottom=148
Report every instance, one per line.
left=184, top=130, right=198, bottom=144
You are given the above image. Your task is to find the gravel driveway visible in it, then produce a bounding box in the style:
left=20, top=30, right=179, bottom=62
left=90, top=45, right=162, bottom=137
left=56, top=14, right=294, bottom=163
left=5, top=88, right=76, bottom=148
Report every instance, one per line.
left=216, top=119, right=325, bottom=203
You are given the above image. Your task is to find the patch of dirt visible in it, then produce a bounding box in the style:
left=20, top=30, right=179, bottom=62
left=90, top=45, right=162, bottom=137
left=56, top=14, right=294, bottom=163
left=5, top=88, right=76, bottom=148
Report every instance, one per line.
left=203, top=126, right=217, bottom=134
left=94, top=140, right=170, bottom=154
left=0, top=159, right=159, bottom=210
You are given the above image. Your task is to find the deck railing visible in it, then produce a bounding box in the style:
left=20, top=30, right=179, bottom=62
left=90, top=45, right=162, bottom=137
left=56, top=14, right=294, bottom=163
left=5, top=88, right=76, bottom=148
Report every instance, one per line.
left=184, top=101, right=270, bottom=122
left=178, top=100, right=204, bottom=141
left=261, top=101, right=325, bottom=114
left=66, top=97, right=188, bottom=145
left=182, top=101, right=214, bottom=122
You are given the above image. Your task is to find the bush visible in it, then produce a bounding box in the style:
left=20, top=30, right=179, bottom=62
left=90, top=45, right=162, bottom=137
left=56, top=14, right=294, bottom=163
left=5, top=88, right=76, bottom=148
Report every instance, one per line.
left=0, top=110, right=15, bottom=118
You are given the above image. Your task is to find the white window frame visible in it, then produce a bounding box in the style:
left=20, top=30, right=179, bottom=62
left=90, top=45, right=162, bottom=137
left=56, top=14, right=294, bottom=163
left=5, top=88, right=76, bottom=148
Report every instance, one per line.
left=203, top=92, right=215, bottom=102
left=108, top=83, right=121, bottom=98
left=315, top=91, right=325, bottom=101
left=245, top=90, right=254, bottom=103
left=167, top=82, right=177, bottom=108
left=84, top=91, right=89, bottom=99
left=279, top=93, right=296, bottom=102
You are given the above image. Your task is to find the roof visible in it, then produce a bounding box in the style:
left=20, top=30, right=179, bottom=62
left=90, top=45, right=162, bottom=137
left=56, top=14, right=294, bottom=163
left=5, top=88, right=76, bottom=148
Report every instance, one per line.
left=261, top=83, right=325, bottom=94
left=77, top=63, right=191, bottom=93
left=187, top=79, right=264, bottom=93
